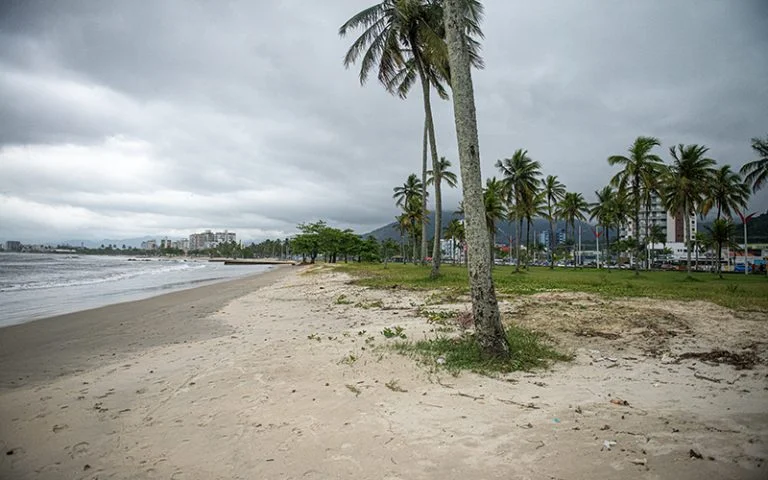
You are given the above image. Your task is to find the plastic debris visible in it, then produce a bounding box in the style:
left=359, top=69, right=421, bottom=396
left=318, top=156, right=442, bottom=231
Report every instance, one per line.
left=630, top=458, right=647, bottom=466
left=436, top=356, right=446, bottom=365
left=602, top=440, right=617, bottom=451
left=610, top=398, right=630, bottom=406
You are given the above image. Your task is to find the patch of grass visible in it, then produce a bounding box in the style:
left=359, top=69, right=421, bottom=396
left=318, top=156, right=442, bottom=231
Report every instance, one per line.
left=393, top=325, right=571, bottom=375
left=354, top=300, right=384, bottom=309
left=334, top=263, right=768, bottom=311
left=335, top=294, right=353, bottom=305
left=381, top=325, right=407, bottom=339
left=417, top=308, right=458, bottom=325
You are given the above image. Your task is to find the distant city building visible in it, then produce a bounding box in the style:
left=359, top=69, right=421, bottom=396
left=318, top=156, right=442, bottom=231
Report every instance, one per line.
left=160, top=238, right=173, bottom=249
left=173, top=239, right=189, bottom=251
left=538, top=231, right=552, bottom=248
left=188, top=230, right=236, bottom=250
left=141, top=240, right=158, bottom=250
left=556, top=228, right=566, bottom=245
left=4, top=241, right=22, bottom=252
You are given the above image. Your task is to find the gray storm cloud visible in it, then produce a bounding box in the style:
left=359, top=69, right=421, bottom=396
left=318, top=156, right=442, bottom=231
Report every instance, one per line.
left=1, top=0, right=766, bottom=243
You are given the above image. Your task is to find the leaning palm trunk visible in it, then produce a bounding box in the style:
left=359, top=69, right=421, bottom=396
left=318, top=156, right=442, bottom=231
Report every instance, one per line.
left=444, top=0, right=509, bottom=359
left=420, top=120, right=428, bottom=266
left=415, top=59, right=442, bottom=279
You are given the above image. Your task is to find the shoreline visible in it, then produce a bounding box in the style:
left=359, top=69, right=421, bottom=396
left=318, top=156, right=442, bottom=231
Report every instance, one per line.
left=0, top=265, right=294, bottom=389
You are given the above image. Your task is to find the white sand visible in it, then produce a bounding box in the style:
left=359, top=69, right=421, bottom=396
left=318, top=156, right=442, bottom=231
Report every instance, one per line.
left=1, top=266, right=766, bottom=479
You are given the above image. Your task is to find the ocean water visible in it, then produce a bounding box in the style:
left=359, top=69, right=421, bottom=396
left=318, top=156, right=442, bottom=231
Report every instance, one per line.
left=0, top=253, right=272, bottom=327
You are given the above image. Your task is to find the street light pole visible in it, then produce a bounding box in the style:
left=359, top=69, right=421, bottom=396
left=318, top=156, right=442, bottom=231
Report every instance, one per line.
left=738, top=211, right=755, bottom=276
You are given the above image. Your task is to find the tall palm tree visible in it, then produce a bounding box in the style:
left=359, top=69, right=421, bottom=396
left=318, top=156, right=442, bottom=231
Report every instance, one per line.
left=590, top=186, right=616, bottom=268
left=740, top=134, right=768, bottom=193
left=557, top=192, right=589, bottom=263
left=443, top=0, right=509, bottom=359
left=608, top=136, right=664, bottom=275
left=496, top=149, right=542, bottom=272
left=707, top=218, right=736, bottom=279
left=400, top=196, right=427, bottom=264
left=522, top=190, right=546, bottom=268
left=427, top=156, right=458, bottom=269
left=341, top=0, right=485, bottom=278
left=702, top=165, right=750, bottom=220
left=483, top=177, right=507, bottom=263
left=426, top=156, right=459, bottom=187
left=661, top=144, right=716, bottom=276
left=393, top=173, right=424, bottom=208
left=542, top=175, right=566, bottom=269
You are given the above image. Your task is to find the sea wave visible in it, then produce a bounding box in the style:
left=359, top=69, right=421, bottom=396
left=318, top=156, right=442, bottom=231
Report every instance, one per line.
left=0, top=262, right=206, bottom=292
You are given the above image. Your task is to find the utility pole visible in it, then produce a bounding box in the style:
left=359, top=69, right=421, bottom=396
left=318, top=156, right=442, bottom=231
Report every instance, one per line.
left=578, top=224, right=582, bottom=266
left=596, top=225, right=600, bottom=269
left=738, top=211, right=755, bottom=276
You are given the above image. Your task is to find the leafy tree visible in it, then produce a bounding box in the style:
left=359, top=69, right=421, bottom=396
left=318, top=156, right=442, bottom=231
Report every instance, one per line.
left=444, top=0, right=509, bottom=359
left=380, top=238, right=399, bottom=267
left=496, top=149, right=542, bottom=272
left=661, top=144, right=716, bottom=276
left=740, top=134, right=768, bottom=193
left=542, top=175, right=566, bottom=269
left=608, top=136, right=664, bottom=274
left=292, top=221, right=327, bottom=263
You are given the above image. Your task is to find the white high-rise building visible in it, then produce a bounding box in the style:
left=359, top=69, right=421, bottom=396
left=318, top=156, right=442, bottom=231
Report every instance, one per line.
left=619, top=194, right=696, bottom=244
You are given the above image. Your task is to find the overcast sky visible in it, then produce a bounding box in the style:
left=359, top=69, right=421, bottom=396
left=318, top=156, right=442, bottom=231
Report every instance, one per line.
left=1, top=0, right=766, bottom=243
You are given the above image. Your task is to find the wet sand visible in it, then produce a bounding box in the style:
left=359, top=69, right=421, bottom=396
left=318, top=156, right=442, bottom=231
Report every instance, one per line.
left=0, top=266, right=294, bottom=389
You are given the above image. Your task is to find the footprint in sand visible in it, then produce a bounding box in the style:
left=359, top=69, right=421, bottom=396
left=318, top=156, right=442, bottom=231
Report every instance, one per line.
left=69, top=441, right=89, bottom=458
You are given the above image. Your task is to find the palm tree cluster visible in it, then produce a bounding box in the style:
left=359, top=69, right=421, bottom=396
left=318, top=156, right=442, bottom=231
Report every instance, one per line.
left=600, top=136, right=755, bottom=276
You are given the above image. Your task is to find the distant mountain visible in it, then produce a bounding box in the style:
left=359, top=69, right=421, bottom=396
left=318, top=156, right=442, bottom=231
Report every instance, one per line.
left=364, top=211, right=609, bottom=245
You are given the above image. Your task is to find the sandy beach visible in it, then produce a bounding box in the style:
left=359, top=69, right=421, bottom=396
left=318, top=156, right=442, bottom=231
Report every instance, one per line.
left=1, top=266, right=766, bottom=479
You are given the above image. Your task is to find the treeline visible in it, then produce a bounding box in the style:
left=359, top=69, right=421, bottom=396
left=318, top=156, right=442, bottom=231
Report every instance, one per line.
left=289, top=221, right=397, bottom=264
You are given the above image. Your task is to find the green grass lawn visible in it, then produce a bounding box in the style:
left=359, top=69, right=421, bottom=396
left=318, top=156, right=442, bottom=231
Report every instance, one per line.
left=335, top=263, right=768, bottom=311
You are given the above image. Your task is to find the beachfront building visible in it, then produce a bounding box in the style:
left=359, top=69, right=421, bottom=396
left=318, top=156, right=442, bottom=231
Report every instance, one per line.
left=4, top=240, right=22, bottom=252
left=189, top=230, right=236, bottom=250
left=141, top=239, right=158, bottom=250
